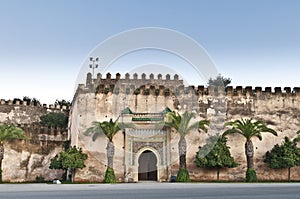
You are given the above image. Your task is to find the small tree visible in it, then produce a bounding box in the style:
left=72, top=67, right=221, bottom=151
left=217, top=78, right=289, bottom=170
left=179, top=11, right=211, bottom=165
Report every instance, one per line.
left=165, top=111, right=209, bottom=182
left=223, top=118, right=277, bottom=182
left=40, top=112, right=68, bottom=129
left=264, top=137, right=300, bottom=181
left=195, top=136, right=237, bottom=181
left=49, top=146, right=88, bottom=182
left=84, top=118, right=121, bottom=183
left=208, top=74, right=231, bottom=88
left=0, top=124, right=27, bottom=182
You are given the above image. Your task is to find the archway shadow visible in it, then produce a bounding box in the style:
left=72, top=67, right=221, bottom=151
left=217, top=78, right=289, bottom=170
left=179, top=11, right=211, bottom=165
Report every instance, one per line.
left=138, top=150, right=157, bottom=181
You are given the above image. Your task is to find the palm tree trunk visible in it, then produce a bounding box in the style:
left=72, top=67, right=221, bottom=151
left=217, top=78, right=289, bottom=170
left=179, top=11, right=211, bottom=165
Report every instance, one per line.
left=245, top=140, right=254, bottom=169
left=0, top=143, right=3, bottom=163
left=72, top=169, right=76, bottom=182
left=288, top=167, right=291, bottom=182
left=0, top=143, right=3, bottom=182
left=66, top=168, right=72, bottom=182
left=107, top=140, right=115, bottom=169
left=178, top=136, right=187, bottom=169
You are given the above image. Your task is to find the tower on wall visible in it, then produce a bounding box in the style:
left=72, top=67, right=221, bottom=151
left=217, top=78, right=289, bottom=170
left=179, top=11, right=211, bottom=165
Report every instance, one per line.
left=69, top=72, right=191, bottom=182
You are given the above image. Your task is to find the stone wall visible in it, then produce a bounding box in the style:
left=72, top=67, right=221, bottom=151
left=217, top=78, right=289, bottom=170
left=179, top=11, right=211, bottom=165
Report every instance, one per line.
left=72, top=73, right=300, bottom=182
left=0, top=100, right=69, bottom=182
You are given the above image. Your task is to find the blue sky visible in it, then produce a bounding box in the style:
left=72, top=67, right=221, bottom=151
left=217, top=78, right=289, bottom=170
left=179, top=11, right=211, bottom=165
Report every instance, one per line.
left=0, top=0, right=300, bottom=104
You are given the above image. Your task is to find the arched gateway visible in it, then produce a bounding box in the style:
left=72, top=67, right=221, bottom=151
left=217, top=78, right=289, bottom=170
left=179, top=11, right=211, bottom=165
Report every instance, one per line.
left=122, top=108, right=171, bottom=182
left=138, top=150, right=158, bottom=181
left=124, top=128, right=170, bottom=182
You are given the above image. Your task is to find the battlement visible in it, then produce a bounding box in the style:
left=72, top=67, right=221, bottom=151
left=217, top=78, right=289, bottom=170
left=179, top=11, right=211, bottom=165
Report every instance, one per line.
left=0, top=99, right=70, bottom=111
left=18, top=123, right=68, bottom=142
left=224, top=86, right=300, bottom=97
left=78, top=72, right=300, bottom=98
left=85, top=72, right=183, bottom=87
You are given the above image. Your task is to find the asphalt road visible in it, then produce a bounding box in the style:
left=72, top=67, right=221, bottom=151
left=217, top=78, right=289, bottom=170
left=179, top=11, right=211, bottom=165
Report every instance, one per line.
left=0, top=183, right=299, bottom=199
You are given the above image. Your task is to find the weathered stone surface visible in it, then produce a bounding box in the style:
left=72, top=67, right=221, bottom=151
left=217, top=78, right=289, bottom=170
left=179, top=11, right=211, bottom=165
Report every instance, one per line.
left=70, top=74, right=300, bottom=182
left=2, top=74, right=300, bottom=182
left=2, top=144, right=63, bottom=182
left=0, top=102, right=68, bottom=182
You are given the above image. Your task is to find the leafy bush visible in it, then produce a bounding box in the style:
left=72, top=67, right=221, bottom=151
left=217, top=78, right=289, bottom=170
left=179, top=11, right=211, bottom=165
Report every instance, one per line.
left=40, top=112, right=68, bottom=128
left=104, top=167, right=116, bottom=183
left=176, top=168, right=190, bottom=182
left=246, top=168, right=257, bottom=182
left=195, top=136, right=238, bottom=181
left=50, top=147, right=88, bottom=170
left=49, top=147, right=88, bottom=182
left=264, top=136, right=300, bottom=181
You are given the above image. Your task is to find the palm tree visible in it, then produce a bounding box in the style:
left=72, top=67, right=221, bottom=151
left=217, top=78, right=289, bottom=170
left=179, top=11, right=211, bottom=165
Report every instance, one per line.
left=223, top=118, right=277, bottom=169
left=84, top=118, right=121, bottom=182
left=165, top=111, right=209, bottom=181
left=85, top=118, right=120, bottom=169
left=294, top=130, right=300, bottom=142
left=0, top=124, right=27, bottom=182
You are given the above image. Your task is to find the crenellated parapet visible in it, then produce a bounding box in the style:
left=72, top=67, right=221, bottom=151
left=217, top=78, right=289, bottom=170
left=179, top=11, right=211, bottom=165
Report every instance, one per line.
left=0, top=99, right=70, bottom=126
left=78, top=72, right=184, bottom=95
left=0, top=99, right=70, bottom=111
left=90, top=72, right=182, bottom=86
left=18, top=123, right=68, bottom=142
left=77, top=72, right=300, bottom=98
left=224, top=86, right=300, bottom=98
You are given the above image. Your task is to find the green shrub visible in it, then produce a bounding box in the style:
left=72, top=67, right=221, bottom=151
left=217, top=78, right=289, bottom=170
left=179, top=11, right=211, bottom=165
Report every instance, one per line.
left=40, top=112, right=68, bottom=128
left=246, top=168, right=257, bottom=182
left=176, top=168, right=190, bottom=182
left=0, top=168, right=2, bottom=183
left=104, top=167, right=116, bottom=183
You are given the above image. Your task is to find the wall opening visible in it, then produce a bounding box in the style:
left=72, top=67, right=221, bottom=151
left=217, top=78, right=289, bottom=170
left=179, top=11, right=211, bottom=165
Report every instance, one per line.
left=138, top=150, right=157, bottom=181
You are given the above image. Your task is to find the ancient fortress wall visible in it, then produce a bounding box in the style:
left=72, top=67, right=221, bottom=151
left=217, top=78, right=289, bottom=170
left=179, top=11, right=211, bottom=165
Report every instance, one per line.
left=0, top=99, right=68, bottom=182
left=71, top=73, right=300, bottom=182
left=2, top=73, right=297, bottom=182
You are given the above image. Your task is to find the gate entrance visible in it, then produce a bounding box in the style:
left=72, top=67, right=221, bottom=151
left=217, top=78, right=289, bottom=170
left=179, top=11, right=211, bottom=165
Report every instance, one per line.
left=138, top=150, right=157, bottom=181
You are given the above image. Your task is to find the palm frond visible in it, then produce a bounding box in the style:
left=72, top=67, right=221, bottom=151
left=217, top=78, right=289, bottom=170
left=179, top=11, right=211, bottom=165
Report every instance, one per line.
left=255, top=133, right=263, bottom=141
left=187, top=122, right=200, bottom=133
left=222, top=129, right=239, bottom=138
left=199, top=120, right=210, bottom=131
left=259, top=126, right=277, bottom=136
left=224, top=118, right=277, bottom=140
left=187, top=120, right=209, bottom=133
left=165, top=111, right=209, bottom=137
left=92, top=132, right=101, bottom=141
left=293, top=130, right=300, bottom=142
left=83, top=118, right=121, bottom=142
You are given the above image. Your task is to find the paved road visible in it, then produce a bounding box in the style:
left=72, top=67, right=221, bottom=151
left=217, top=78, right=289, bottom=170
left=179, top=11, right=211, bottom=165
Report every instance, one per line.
left=0, top=183, right=299, bottom=199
